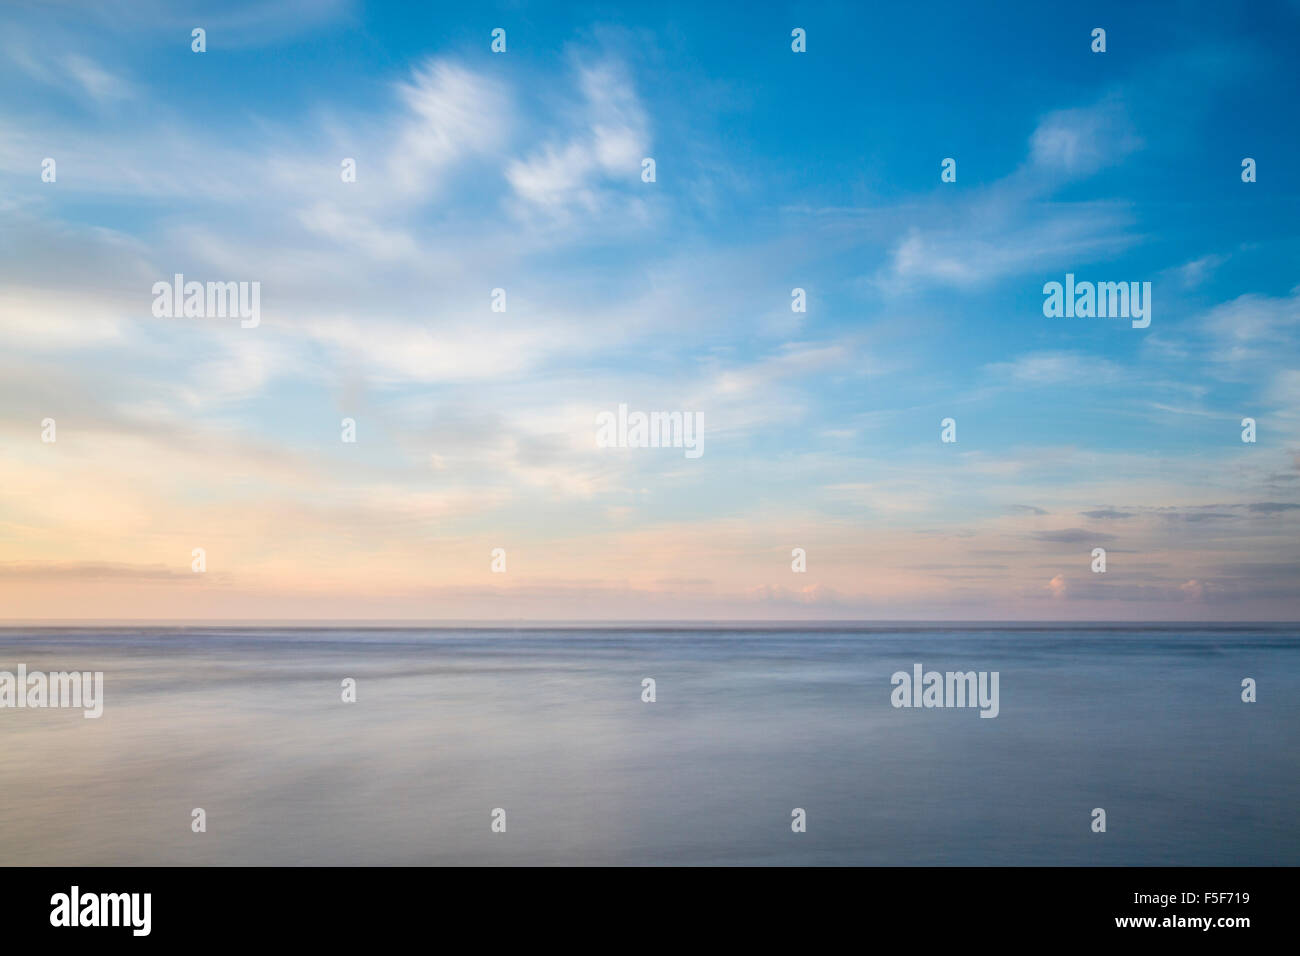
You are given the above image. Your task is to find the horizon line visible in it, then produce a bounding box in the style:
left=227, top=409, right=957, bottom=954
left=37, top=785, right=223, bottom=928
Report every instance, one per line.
left=2, top=619, right=1297, bottom=630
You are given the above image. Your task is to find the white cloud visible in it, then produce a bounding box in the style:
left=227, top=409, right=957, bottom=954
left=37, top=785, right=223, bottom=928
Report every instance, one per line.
left=984, top=351, right=1123, bottom=386
left=63, top=54, right=132, bottom=102
left=1029, top=99, right=1140, bottom=178
left=388, top=60, right=509, bottom=201
left=1176, top=253, right=1227, bottom=289
left=303, top=316, right=562, bottom=383
left=880, top=204, right=1135, bottom=291
left=505, top=61, right=648, bottom=216
left=872, top=97, right=1142, bottom=294
left=1200, top=289, right=1300, bottom=358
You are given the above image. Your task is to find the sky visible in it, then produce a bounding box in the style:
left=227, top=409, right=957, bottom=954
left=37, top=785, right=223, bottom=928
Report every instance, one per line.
left=1, top=0, right=1298, bottom=622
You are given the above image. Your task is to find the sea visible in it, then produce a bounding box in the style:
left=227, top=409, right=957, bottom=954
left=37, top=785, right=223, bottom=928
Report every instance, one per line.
left=1, top=624, right=1296, bottom=866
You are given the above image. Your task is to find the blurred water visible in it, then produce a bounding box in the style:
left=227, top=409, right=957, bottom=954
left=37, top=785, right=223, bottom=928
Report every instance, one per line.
left=0, top=625, right=1296, bottom=866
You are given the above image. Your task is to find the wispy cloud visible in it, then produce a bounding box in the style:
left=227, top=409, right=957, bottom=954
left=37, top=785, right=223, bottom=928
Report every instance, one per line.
left=0, top=3, right=1296, bottom=621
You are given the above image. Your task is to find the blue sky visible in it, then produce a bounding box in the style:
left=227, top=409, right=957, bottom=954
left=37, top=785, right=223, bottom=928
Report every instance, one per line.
left=1, top=0, right=1298, bottom=620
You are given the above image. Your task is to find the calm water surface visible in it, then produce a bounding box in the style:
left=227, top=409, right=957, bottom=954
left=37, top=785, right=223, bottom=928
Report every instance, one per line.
left=1, top=625, right=1296, bottom=865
